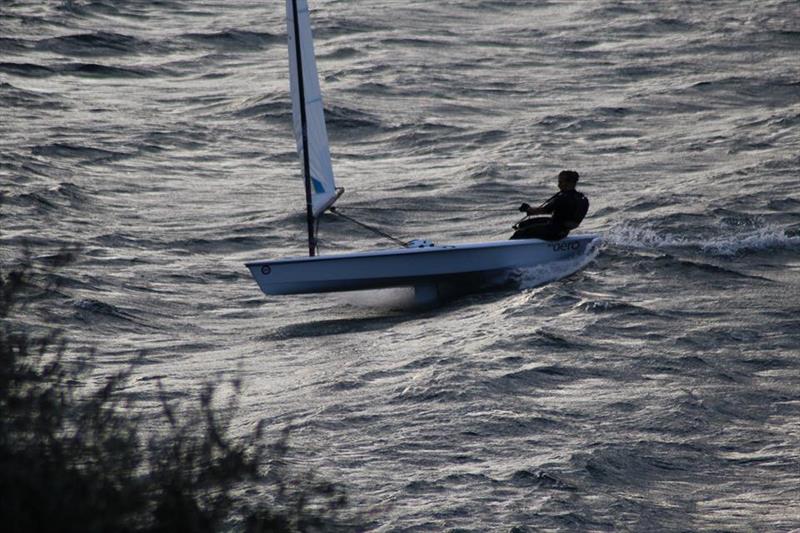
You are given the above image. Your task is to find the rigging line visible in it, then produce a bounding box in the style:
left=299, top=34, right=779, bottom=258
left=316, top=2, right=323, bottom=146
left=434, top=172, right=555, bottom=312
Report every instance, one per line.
left=328, top=207, right=408, bottom=247
left=338, top=205, right=516, bottom=213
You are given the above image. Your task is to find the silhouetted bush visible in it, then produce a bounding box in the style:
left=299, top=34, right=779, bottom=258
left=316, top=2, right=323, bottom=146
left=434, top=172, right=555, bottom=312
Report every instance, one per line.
left=0, top=244, right=355, bottom=532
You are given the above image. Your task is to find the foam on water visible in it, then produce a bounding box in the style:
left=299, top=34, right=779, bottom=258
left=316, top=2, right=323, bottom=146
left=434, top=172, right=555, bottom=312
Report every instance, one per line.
left=605, top=223, right=800, bottom=256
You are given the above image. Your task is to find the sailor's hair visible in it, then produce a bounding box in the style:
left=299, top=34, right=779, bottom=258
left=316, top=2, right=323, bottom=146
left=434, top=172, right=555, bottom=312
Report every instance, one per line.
left=558, top=170, right=580, bottom=182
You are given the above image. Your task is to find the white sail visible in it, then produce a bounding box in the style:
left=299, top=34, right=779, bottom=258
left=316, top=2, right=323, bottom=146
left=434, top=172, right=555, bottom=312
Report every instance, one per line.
left=286, top=0, right=337, bottom=217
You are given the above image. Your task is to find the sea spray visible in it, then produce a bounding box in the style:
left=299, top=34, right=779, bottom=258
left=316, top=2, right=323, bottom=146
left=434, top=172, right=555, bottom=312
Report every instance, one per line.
left=511, top=237, right=602, bottom=290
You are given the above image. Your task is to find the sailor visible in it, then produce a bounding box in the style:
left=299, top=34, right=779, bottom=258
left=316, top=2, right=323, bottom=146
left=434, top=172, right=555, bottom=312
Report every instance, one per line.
left=510, top=170, right=589, bottom=241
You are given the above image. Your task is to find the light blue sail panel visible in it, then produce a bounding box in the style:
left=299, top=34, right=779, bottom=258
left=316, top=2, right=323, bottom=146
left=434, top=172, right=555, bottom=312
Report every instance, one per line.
left=286, top=0, right=338, bottom=217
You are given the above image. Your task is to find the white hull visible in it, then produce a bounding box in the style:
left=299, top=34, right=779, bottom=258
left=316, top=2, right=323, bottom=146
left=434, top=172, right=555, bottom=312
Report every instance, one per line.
left=246, top=235, right=600, bottom=295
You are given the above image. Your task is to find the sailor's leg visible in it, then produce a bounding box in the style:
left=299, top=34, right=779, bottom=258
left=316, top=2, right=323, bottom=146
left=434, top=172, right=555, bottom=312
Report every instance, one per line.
left=510, top=218, right=551, bottom=240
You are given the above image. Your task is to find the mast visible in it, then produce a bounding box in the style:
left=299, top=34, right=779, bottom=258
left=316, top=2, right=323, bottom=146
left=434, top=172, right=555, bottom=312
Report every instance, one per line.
left=290, top=0, right=316, bottom=256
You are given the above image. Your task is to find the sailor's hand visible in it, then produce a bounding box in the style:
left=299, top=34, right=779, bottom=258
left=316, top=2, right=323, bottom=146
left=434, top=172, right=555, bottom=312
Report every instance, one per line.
left=518, top=202, right=531, bottom=213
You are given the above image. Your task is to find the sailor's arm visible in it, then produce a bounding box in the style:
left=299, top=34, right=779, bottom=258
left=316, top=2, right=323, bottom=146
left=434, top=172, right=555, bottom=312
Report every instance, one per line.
left=518, top=201, right=554, bottom=216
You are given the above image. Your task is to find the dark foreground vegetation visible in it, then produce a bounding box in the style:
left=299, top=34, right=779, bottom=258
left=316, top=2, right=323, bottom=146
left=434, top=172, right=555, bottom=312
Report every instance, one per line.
left=0, top=245, right=356, bottom=532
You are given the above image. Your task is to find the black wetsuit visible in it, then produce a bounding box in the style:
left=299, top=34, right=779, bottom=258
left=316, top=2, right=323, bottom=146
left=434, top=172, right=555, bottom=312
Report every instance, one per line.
left=511, top=189, right=589, bottom=241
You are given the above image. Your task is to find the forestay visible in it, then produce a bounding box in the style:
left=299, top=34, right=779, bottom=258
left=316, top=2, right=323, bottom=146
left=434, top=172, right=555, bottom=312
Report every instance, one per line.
left=286, top=0, right=338, bottom=217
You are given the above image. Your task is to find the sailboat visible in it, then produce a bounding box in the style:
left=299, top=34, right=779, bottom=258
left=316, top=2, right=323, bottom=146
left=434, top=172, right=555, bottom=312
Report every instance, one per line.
left=245, top=0, right=600, bottom=301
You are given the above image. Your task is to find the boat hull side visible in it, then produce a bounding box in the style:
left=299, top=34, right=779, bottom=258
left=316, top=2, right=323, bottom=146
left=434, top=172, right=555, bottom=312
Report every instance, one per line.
left=246, top=235, right=600, bottom=295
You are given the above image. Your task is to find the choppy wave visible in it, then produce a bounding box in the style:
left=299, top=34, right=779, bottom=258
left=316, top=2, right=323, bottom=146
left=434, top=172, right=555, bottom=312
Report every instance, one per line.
left=34, top=32, right=155, bottom=56
left=0, top=61, right=167, bottom=78
left=181, top=30, right=280, bottom=51
left=31, top=143, right=133, bottom=162
left=0, top=81, right=69, bottom=108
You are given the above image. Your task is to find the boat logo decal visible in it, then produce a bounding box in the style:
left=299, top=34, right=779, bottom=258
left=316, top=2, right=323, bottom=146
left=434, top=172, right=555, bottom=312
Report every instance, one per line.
left=261, top=265, right=272, bottom=275
left=551, top=241, right=580, bottom=252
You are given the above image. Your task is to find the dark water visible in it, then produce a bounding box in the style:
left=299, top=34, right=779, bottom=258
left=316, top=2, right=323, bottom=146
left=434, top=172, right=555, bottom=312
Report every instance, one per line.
left=3, top=0, right=800, bottom=530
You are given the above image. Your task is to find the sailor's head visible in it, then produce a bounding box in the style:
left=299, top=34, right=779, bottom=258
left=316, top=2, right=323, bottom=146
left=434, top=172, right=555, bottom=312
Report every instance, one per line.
left=558, top=170, right=579, bottom=191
